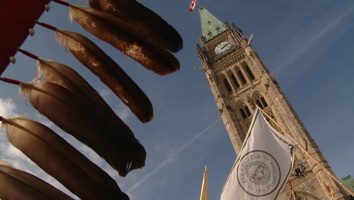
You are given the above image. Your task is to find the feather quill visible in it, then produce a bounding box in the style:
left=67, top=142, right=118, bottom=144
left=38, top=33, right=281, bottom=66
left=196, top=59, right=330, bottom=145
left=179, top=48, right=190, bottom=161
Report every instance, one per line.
left=16, top=80, right=146, bottom=176
left=88, top=0, right=183, bottom=53
left=0, top=162, right=73, bottom=200
left=66, top=4, right=180, bottom=75
left=0, top=116, right=129, bottom=199
left=53, top=30, right=153, bottom=122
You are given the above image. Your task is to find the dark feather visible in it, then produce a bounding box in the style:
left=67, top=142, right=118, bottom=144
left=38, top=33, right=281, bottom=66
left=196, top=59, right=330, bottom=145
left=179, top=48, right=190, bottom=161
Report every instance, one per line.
left=37, top=57, right=136, bottom=129
left=54, top=30, right=153, bottom=122
left=68, top=5, right=180, bottom=75
left=20, top=81, right=146, bottom=177
left=0, top=162, right=73, bottom=199
left=2, top=116, right=129, bottom=199
left=88, top=0, right=183, bottom=53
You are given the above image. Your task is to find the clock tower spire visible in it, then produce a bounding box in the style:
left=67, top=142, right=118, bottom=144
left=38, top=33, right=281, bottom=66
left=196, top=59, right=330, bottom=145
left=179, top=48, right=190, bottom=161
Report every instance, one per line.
left=196, top=6, right=349, bottom=200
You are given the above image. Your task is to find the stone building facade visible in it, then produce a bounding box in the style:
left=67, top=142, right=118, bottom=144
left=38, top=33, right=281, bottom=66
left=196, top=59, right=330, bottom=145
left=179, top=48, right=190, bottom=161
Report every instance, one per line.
left=196, top=6, right=349, bottom=200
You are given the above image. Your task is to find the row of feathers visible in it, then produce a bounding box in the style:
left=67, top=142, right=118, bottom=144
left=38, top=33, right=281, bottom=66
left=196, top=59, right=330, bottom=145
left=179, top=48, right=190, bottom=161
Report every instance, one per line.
left=0, top=0, right=182, bottom=199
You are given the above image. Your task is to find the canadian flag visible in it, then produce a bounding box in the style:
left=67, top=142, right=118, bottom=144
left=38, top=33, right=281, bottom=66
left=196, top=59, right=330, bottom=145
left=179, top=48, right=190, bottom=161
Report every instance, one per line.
left=189, top=0, right=197, bottom=12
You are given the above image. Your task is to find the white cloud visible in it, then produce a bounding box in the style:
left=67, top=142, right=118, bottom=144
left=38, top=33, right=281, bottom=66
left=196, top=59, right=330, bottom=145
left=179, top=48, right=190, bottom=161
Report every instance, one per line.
left=0, top=97, right=17, bottom=118
left=115, top=102, right=132, bottom=121
left=5, top=145, right=25, bottom=158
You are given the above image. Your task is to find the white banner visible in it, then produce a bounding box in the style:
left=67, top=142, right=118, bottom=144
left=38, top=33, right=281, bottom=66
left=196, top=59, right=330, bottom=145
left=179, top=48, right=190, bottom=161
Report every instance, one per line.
left=221, top=109, right=296, bottom=200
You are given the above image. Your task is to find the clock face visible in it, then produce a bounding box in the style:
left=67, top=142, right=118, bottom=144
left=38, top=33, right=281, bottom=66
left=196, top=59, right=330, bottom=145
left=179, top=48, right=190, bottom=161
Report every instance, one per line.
left=215, top=41, right=232, bottom=54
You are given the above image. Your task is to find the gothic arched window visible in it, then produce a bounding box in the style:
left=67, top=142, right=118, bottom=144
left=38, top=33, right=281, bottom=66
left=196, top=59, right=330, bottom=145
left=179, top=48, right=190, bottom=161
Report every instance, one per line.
left=240, top=104, right=251, bottom=119
left=223, top=78, right=232, bottom=93
left=256, top=95, right=268, bottom=109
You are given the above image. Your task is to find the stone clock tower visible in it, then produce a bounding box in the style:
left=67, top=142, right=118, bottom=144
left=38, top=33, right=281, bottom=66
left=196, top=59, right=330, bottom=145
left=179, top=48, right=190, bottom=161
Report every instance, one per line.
left=196, top=6, right=349, bottom=200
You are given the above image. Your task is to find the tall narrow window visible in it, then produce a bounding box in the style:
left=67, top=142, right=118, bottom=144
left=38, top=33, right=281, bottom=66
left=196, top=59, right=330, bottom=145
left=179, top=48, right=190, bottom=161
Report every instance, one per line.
left=237, top=70, right=247, bottom=84
left=223, top=78, right=232, bottom=93
left=231, top=74, right=240, bottom=88
left=240, top=104, right=251, bottom=119
left=256, top=96, right=268, bottom=109
left=240, top=108, right=247, bottom=119
left=260, top=97, right=268, bottom=107
left=245, top=106, right=251, bottom=116
left=245, top=66, right=255, bottom=80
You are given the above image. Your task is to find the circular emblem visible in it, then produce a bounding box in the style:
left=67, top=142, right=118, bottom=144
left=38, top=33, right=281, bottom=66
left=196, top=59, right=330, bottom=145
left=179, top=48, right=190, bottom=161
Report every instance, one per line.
left=237, top=150, right=281, bottom=196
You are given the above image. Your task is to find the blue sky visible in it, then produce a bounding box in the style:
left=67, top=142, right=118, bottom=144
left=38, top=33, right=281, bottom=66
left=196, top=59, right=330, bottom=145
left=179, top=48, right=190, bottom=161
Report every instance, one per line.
left=1, top=0, right=354, bottom=199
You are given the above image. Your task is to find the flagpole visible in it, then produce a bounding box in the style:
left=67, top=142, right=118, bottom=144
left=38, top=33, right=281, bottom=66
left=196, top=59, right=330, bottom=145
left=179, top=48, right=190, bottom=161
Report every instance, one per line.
left=199, top=166, right=208, bottom=200
left=196, top=0, right=202, bottom=9
left=257, top=106, right=354, bottom=197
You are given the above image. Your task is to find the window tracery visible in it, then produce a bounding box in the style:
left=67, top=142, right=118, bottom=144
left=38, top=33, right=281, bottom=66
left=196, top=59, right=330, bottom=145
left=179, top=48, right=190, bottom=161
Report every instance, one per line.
left=255, top=95, right=268, bottom=109
left=239, top=103, right=251, bottom=119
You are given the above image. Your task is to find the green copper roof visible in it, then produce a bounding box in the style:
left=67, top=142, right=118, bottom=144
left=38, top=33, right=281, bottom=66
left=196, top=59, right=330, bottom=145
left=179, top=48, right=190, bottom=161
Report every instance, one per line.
left=199, top=6, right=227, bottom=41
